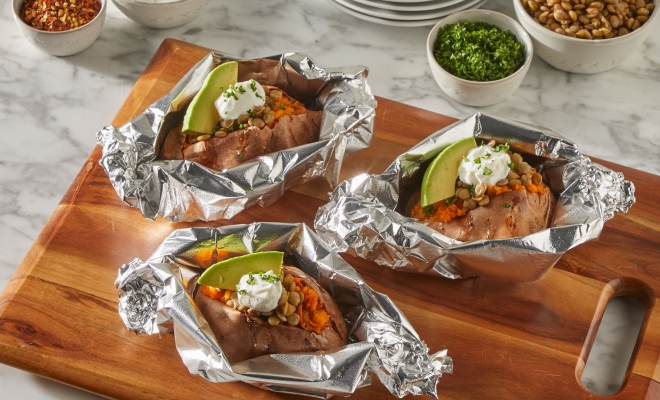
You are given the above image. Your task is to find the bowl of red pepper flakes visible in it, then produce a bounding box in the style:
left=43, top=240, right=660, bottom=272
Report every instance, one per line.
left=12, top=0, right=106, bottom=56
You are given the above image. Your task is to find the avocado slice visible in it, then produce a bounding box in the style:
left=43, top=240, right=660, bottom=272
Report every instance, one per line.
left=197, top=251, right=284, bottom=290
left=420, top=137, right=478, bottom=208
left=182, top=61, right=238, bottom=135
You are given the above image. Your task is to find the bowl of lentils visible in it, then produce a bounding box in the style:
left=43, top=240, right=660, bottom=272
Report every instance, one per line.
left=426, top=10, right=534, bottom=107
left=514, top=0, right=658, bottom=73
left=13, top=0, right=106, bottom=56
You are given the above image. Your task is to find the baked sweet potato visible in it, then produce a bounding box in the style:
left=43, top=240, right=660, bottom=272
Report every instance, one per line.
left=182, top=111, right=321, bottom=171
left=193, top=266, right=348, bottom=364
left=406, top=188, right=556, bottom=241
left=159, top=85, right=322, bottom=172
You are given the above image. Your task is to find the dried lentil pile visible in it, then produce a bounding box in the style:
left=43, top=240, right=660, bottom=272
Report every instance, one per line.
left=21, top=0, right=102, bottom=32
left=522, top=0, right=655, bottom=39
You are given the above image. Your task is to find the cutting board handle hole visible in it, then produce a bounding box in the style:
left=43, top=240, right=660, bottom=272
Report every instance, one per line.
left=576, top=278, right=654, bottom=396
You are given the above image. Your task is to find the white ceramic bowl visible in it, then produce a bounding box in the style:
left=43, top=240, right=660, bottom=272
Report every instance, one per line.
left=426, top=10, right=534, bottom=107
left=12, top=0, right=106, bottom=56
left=112, top=0, right=208, bottom=29
left=513, top=0, right=659, bottom=74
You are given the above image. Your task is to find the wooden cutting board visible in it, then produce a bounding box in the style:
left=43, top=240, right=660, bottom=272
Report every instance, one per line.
left=0, top=39, right=658, bottom=400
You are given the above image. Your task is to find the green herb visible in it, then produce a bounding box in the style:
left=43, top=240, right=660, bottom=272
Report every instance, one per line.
left=433, top=21, right=524, bottom=82
left=494, top=143, right=510, bottom=152
left=250, top=80, right=257, bottom=92
left=213, top=124, right=219, bottom=132
left=255, top=92, right=264, bottom=100
left=483, top=167, right=493, bottom=175
left=224, top=87, right=238, bottom=101
left=474, top=157, right=481, bottom=165
left=503, top=203, right=511, bottom=208
left=422, top=205, right=435, bottom=218
left=463, top=156, right=469, bottom=162
left=278, top=104, right=286, bottom=110
left=469, top=185, right=476, bottom=196
left=247, top=109, right=253, bottom=117
left=258, top=271, right=281, bottom=284
left=508, top=162, right=517, bottom=169
left=239, top=123, right=244, bottom=129
left=247, top=274, right=255, bottom=285
left=236, top=85, right=246, bottom=94
left=483, top=153, right=491, bottom=159
left=445, top=197, right=457, bottom=207
left=236, top=289, right=247, bottom=294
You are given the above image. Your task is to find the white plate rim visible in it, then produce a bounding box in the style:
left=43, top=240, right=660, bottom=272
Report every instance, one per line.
left=351, top=0, right=469, bottom=11
left=362, top=0, right=439, bottom=3
left=333, top=0, right=488, bottom=20
left=326, top=0, right=489, bottom=25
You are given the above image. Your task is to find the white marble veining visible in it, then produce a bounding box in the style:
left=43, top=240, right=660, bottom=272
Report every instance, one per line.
left=581, top=296, right=647, bottom=396
left=1, top=0, right=657, bottom=397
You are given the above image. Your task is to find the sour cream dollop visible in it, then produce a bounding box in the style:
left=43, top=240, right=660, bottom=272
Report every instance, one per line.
left=458, top=144, right=512, bottom=187
left=236, top=270, right=282, bottom=312
left=215, top=79, right=266, bottom=120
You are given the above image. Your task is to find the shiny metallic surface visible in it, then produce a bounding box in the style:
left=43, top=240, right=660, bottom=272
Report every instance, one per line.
left=314, top=114, right=635, bottom=282
left=115, top=223, right=450, bottom=398
left=97, top=52, right=376, bottom=222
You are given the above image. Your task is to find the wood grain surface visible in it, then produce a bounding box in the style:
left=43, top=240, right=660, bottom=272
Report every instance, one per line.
left=0, top=39, right=658, bottom=400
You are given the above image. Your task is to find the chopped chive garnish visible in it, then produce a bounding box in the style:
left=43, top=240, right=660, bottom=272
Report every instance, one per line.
left=494, top=143, right=510, bottom=152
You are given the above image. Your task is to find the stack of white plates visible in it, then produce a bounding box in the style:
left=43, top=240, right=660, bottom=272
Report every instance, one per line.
left=327, top=0, right=490, bottom=26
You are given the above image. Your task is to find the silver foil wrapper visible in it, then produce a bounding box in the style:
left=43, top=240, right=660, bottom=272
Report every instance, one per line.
left=314, top=114, right=635, bottom=282
left=97, top=52, right=376, bottom=222
left=116, top=223, right=451, bottom=398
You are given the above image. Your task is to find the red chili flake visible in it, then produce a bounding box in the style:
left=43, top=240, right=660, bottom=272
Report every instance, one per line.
left=20, top=0, right=101, bottom=32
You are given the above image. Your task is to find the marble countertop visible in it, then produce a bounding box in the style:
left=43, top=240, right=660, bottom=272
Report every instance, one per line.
left=1, top=0, right=657, bottom=398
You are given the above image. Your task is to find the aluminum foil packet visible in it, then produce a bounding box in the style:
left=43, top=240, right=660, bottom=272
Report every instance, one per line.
left=97, top=52, right=376, bottom=222
left=116, top=223, right=451, bottom=398
left=314, top=114, right=635, bottom=282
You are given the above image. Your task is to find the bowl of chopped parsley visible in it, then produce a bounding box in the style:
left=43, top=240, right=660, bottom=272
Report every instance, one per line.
left=426, top=10, right=533, bottom=107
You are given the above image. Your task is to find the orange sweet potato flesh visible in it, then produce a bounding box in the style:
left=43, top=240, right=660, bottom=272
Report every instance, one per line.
left=406, top=188, right=556, bottom=242
left=192, top=266, right=348, bottom=364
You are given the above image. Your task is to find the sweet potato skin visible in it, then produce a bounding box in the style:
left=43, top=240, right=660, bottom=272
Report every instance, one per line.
left=160, top=122, right=185, bottom=160
left=193, top=266, right=348, bottom=364
left=159, top=85, right=322, bottom=171
left=181, top=110, right=321, bottom=171
left=406, top=188, right=556, bottom=241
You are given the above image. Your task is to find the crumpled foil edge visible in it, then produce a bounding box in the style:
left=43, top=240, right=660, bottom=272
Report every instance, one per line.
left=314, top=113, right=635, bottom=282
left=116, top=223, right=450, bottom=398
left=97, top=52, right=376, bottom=222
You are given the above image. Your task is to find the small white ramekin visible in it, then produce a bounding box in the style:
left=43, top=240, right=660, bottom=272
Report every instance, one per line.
left=426, top=10, right=534, bottom=107
left=12, top=0, right=106, bottom=57
left=111, top=0, right=208, bottom=29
